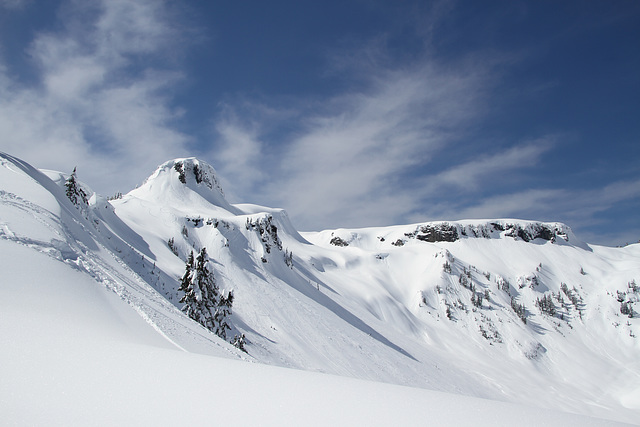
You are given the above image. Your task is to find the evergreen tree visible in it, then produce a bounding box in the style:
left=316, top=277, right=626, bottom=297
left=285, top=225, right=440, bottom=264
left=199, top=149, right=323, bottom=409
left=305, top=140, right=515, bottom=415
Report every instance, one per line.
left=65, top=167, right=88, bottom=206
left=442, top=260, right=452, bottom=274
left=232, top=334, right=247, bottom=352
left=536, top=294, right=556, bottom=316
left=178, top=248, right=236, bottom=342
left=167, top=237, right=178, bottom=256
left=193, top=164, right=203, bottom=184
left=174, top=162, right=186, bottom=183
left=178, top=251, right=204, bottom=325
left=284, top=249, right=294, bottom=268
left=511, top=297, right=527, bottom=324
left=215, top=291, right=233, bottom=339
left=178, top=249, right=216, bottom=331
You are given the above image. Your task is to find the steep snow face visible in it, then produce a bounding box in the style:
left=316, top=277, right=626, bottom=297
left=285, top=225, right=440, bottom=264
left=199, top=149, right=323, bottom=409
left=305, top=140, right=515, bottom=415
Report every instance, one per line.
left=127, top=158, right=242, bottom=215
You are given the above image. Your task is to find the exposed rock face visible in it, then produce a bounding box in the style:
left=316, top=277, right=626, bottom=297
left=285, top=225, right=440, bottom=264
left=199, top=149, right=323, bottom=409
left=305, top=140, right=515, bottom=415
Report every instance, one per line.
left=503, top=223, right=559, bottom=242
left=404, top=221, right=570, bottom=244
left=415, top=223, right=459, bottom=242
left=328, top=221, right=574, bottom=249
left=171, top=158, right=224, bottom=194
left=330, top=236, right=349, bottom=247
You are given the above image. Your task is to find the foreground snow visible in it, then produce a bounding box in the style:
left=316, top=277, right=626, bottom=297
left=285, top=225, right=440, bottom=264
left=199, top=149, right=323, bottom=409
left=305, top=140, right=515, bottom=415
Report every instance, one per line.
left=1, top=152, right=639, bottom=425
left=0, top=243, right=629, bottom=426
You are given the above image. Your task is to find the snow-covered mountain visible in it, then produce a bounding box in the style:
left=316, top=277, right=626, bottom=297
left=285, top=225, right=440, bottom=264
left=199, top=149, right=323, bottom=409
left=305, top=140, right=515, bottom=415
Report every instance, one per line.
left=1, top=152, right=638, bottom=425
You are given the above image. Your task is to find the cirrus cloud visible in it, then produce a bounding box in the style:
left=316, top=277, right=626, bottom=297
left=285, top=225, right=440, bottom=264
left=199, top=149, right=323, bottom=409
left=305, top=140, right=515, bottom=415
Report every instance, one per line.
left=0, top=0, right=193, bottom=194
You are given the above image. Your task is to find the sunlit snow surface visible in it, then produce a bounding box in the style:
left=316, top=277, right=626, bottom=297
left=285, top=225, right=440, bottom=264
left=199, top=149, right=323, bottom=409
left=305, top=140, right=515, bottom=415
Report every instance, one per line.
left=1, top=152, right=638, bottom=425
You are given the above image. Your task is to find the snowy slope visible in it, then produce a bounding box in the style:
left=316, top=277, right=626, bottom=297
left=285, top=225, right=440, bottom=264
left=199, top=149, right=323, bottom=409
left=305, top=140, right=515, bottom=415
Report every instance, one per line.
left=301, top=223, right=640, bottom=419
left=1, top=152, right=639, bottom=425
left=0, top=153, right=244, bottom=357
left=1, top=239, right=628, bottom=427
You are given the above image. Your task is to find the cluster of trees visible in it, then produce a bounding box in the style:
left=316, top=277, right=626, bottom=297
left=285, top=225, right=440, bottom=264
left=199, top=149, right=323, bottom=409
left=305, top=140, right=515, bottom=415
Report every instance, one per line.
left=518, top=274, right=539, bottom=289
left=458, top=270, right=470, bottom=286
left=174, top=162, right=187, bottom=184
left=620, top=301, right=634, bottom=317
left=329, top=236, right=349, bottom=247
left=536, top=294, right=557, bottom=316
left=617, top=282, right=637, bottom=318
left=511, top=297, right=527, bottom=324
left=173, top=161, right=207, bottom=185
left=178, top=248, right=232, bottom=338
left=167, top=237, right=178, bottom=256
left=497, top=276, right=511, bottom=295
left=470, top=290, right=483, bottom=308
left=561, top=283, right=582, bottom=308
left=284, top=249, right=294, bottom=268
left=178, top=248, right=246, bottom=351
left=442, top=260, right=452, bottom=274
left=246, top=216, right=282, bottom=249
left=192, top=164, right=204, bottom=184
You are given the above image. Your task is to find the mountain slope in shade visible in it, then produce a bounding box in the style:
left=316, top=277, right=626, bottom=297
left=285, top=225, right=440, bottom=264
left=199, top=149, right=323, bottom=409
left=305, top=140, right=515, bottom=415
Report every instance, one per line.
left=1, top=152, right=639, bottom=425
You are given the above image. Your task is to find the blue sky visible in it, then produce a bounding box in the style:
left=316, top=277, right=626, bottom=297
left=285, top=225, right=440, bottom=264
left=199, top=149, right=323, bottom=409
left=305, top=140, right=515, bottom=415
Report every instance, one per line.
left=0, top=0, right=638, bottom=245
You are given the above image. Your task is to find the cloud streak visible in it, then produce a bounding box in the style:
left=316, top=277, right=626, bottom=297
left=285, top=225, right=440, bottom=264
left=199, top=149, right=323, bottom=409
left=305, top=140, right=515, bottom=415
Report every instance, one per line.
left=431, top=139, right=554, bottom=190
left=0, top=0, right=191, bottom=194
left=212, top=48, right=562, bottom=233
left=211, top=108, right=266, bottom=197
left=0, top=0, right=28, bottom=10
left=211, top=38, right=637, bottom=245
left=213, top=59, right=496, bottom=230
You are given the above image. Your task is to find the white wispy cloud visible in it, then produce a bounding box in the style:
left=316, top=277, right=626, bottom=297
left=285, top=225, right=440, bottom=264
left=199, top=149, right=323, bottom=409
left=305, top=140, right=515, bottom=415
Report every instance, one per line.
left=211, top=42, right=635, bottom=243
left=0, top=0, right=29, bottom=10
left=0, top=0, right=192, bottom=194
left=211, top=108, right=266, bottom=197
left=431, top=138, right=554, bottom=190
left=213, top=53, right=510, bottom=230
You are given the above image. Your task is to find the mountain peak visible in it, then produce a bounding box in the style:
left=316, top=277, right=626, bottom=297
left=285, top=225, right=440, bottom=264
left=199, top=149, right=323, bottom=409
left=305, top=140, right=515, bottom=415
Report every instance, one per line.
left=127, top=157, right=240, bottom=214
left=156, top=158, right=225, bottom=194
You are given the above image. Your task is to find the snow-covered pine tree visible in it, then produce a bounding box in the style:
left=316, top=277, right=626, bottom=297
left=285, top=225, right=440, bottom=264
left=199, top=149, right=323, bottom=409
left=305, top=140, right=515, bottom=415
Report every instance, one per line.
left=231, top=333, right=247, bottom=352
left=178, top=249, right=216, bottom=331
left=215, top=290, right=233, bottom=340
left=167, top=237, right=178, bottom=256
left=178, top=248, right=237, bottom=342
left=178, top=251, right=201, bottom=324
left=284, top=249, right=294, bottom=268
left=65, top=167, right=88, bottom=207
left=174, top=161, right=186, bottom=184
left=511, top=297, right=527, bottom=324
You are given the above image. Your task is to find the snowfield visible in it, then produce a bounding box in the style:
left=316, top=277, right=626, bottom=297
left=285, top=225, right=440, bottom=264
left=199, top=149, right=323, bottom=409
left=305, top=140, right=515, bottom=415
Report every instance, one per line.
left=1, top=152, right=638, bottom=425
